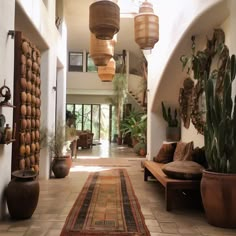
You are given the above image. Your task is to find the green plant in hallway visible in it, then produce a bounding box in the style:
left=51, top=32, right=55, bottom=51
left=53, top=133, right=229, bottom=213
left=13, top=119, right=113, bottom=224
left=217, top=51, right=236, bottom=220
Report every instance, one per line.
left=204, top=55, right=236, bottom=173
left=108, top=51, right=127, bottom=144
left=121, top=110, right=147, bottom=155
left=200, top=54, right=236, bottom=228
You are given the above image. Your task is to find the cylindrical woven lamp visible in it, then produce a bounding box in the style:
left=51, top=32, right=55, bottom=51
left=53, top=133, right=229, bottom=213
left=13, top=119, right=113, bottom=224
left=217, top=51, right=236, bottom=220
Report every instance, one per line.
left=134, top=1, right=159, bottom=49
left=90, top=33, right=115, bottom=66
left=98, top=58, right=116, bottom=82
left=89, top=0, right=120, bottom=40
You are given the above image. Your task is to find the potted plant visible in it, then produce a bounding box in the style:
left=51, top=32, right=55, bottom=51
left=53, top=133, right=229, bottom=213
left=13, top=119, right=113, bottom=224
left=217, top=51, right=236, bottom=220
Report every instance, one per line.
left=121, top=110, right=143, bottom=146
left=201, top=54, right=236, bottom=228
left=161, top=102, right=180, bottom=141
left=121, top=111, right=147, bottom=156
left=48, top=123, right=71, bottom=178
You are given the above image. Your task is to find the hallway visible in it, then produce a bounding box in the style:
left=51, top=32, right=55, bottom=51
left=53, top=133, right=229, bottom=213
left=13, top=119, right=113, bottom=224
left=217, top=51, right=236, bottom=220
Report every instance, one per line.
left=1, top=143, right=236, bottom=236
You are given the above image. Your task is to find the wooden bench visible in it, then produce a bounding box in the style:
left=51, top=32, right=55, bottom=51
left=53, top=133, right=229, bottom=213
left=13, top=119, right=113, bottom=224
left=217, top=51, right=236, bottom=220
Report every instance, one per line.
left=143, top=160, right=201, bottom=211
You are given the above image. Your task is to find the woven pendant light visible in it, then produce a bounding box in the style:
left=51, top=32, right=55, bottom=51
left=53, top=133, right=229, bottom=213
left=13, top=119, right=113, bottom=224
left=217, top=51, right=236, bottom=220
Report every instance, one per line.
left=134, top=1, right=159, bottom=49
left=90, top=33, right=115, bottom=66
left=98, top=58, right=116, bottom=82
left=89, top=0, right=120, bottom=40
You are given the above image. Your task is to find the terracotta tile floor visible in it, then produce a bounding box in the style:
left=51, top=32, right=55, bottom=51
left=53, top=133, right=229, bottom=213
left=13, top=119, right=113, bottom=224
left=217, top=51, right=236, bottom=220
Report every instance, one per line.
left=1, top=142, right=236, bottom=236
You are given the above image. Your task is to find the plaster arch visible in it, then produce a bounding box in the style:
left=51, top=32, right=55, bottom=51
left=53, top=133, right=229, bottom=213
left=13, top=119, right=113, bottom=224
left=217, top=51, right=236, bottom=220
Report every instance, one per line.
left=147, top=0, right=229, bottom=159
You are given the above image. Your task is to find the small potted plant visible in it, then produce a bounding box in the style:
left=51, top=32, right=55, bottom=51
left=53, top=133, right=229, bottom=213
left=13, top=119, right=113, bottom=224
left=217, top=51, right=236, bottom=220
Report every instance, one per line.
left=161, top=102, right=180, bottom=141
left=48, top=123, right=71, bottom=178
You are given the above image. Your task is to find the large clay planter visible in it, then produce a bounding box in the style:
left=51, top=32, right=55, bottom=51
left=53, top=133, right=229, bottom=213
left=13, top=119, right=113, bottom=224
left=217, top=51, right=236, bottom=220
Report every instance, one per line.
left=52, top=157, right=69, bottom=178
left=201, top=170, right=236, bottom=228
left=6, top=170, right=39, bottom=220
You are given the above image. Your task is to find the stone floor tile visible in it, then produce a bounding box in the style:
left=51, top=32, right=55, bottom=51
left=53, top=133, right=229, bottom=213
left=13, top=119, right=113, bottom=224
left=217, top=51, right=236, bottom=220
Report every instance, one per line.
left=150, top=233, right=181, bottom=236
left=50, top=222, right=64, bottom=230
left=0, top=233, right=25, bottom=236
left=8, top=226, right=28, bottom=232
left=45, top=229, right=62, bottom=236
left=148, top=225, right=162, bottom=233
left=145, top=219, right=160, bottom=226
left=23, top=228, right=47, bottom=236
left=178, top=227, right=200, bottom=234
left=0, top=224, right=10, bottom=231
left=160, top=222, right=178, bottom=234
left=143, top=215, right=156, bottom=220
left=38, top=214, right=58, bottom=220
left=141, top=207, right=153, bottom=215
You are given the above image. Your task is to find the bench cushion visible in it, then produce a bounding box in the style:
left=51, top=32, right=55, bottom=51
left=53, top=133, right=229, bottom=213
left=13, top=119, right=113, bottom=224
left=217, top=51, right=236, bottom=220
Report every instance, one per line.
left=173, top=141, right=193, bottom=161
left=162, top=161, right=204, bottom=180
left=153, top=142, right=177, bottom=163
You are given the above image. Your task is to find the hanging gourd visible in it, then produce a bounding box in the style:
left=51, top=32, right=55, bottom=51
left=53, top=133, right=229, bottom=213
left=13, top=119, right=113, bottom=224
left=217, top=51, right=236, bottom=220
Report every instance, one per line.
left=134, top=1, right=159, bottom=49
left=98, top=58, right=116, bottom=82
left=90, top=33, right=116, bottom=66
left=89, top=0, right=120, bottom=40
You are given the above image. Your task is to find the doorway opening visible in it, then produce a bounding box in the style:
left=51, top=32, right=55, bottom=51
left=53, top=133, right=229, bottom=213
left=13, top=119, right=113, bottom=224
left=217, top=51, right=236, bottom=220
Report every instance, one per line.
left=66, top=104, right=112, bottom=144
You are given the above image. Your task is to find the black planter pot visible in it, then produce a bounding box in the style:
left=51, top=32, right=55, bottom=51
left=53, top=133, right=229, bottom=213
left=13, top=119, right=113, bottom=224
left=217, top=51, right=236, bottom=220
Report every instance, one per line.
left=6, top=170, right=40, bottom=220
left=52, top=158, right=69, bottom=178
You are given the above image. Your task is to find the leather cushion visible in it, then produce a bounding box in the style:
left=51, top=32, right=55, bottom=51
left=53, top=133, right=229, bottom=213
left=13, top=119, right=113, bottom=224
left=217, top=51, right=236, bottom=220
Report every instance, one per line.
left=162, top=161, right=204, bottom=179
left=153, top=143, right=177, bottom=163
left=173, top=141, right=194, bottom=161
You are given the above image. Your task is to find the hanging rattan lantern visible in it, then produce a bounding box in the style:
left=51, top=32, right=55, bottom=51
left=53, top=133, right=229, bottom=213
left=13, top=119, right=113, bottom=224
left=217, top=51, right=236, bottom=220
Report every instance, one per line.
left=134, top=1, right=159, bottom=49
left=90, top=33, right=115, bottom=66
left=98, top=58, right=116, bottom=82
left=89, top=0, right=120, bottom=40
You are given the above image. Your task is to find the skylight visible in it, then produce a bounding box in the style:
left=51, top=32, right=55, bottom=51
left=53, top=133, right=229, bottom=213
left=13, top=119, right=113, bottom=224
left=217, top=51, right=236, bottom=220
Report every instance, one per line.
left=118, top=0, right=158, bottom=16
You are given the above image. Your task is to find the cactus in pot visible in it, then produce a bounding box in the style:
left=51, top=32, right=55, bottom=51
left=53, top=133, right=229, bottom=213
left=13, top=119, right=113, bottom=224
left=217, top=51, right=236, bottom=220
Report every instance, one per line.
left=161, top=102, right=180, bottom=141
left=161, top=102, right=178, bottom=127
left=204, top=55, right=236, bottom=173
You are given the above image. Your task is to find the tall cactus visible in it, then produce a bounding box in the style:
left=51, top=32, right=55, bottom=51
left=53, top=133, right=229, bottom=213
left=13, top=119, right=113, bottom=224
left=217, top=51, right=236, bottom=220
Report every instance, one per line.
left=204, top=54, right=236, bottom=173
left=161, top=102, right=178, bottom=127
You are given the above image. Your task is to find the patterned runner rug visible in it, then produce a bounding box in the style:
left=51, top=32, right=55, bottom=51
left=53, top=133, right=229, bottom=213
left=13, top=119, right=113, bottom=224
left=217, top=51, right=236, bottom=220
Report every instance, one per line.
left=60, top=169, right=150, bottom=236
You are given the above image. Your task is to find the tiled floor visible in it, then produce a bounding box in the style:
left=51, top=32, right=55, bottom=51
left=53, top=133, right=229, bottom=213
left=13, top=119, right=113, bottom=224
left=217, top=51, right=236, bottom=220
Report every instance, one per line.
left=1, top=142, right=236, bottom=236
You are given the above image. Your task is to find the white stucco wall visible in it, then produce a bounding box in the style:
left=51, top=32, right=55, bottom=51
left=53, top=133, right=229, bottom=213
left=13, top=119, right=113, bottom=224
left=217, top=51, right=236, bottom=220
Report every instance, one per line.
left=0, top=0, right=15, bottom=219
left=67, top=72, right=113, bottom=95
left=16, top=0, right=67, bottom=180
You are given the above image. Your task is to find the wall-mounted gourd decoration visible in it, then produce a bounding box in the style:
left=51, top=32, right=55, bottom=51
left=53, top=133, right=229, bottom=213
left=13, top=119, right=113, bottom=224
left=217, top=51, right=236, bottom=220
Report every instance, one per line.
left=12, top=32, right=41, bottom=173
left=179, top=29, right=229, bottom=134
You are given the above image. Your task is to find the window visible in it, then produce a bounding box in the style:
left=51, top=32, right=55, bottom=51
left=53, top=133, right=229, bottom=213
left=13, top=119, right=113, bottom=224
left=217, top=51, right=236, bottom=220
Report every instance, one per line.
left=86, top=53, right=97, bottom=72
left=68, top=52, right=83, bottom=72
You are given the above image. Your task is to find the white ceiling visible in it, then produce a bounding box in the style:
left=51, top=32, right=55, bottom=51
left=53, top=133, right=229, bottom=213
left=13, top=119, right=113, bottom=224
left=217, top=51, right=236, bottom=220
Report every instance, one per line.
left=64, top=0, right=142, bottom=57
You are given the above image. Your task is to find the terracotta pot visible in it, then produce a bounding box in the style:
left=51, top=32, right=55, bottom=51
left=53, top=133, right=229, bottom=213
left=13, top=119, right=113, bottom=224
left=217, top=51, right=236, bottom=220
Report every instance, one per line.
left=64, top=154, right=72, bottom=169
left=52, top=158, right=69, bottom=178
left=166, top=127, right=180, bottom=142
left=6, top=170, right=39, bottom=219
left=201, top=170, right=236, bottom=228
left=117, top=137, right=122, bottom=145
left=132, top=138, right=139, bottom=147
left=139, top=148, right=146, bottom=157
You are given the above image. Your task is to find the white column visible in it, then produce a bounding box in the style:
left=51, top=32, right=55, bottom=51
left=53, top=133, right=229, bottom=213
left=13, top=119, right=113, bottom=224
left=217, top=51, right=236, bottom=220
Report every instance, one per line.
left=40, top=49, right=57, bottom=179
